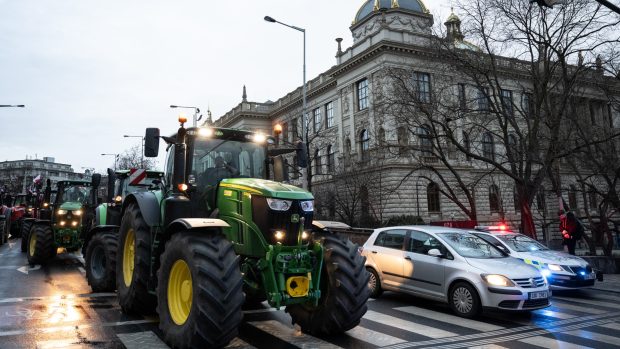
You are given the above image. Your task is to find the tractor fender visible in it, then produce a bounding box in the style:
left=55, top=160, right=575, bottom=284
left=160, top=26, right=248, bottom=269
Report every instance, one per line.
left=123, top=192, right=161, bottom=227
left=166, top=218, right=230, bottom=236
left=83, top=225, right=119, bottom=249
left=312, top=220, right=351, bottom=232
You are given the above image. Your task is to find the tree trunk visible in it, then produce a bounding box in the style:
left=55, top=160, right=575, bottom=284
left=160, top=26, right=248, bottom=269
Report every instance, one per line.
left=520, top=202, right=537, bottom=240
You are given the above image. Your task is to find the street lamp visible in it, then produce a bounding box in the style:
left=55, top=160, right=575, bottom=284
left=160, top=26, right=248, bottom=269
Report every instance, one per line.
left=0, top=105, right=25, bottom=108
left=170, top=105, right=201, bottom=127
left=123, top=135, right=145, bottom=168
left=101, top=153, right=119, bottom=171
left=264, top=15, right=308, bottom=190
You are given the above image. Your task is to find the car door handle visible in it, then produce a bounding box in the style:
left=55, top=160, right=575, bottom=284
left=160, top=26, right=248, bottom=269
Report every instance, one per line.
left=405, top=256, right=412, bottom=260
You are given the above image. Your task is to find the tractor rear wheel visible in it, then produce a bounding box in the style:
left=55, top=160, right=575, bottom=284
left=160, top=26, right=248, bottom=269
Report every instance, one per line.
left=286, top=234, right=370, bottom=335
left=21, top=220, right=32, bottom=252
left=116, top=204, right=156, bottom=314
left=27, top=224, right=56, bottom=265
left=85, top=230, right=118, bottom=292
left=157, top=232, right=244, bottom=349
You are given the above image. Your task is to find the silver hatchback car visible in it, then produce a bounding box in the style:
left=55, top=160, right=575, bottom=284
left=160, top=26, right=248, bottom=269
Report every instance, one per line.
left=362, top=226, right=550, bottom=318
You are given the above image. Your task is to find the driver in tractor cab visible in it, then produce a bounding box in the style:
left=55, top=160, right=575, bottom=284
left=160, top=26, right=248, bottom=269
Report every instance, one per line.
left=202, top=156, right=238, bottom=186
left=65, top=186, right=87, bottom=203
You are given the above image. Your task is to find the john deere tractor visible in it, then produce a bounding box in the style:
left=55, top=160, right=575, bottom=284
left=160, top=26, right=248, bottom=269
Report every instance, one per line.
left=115, top=118, right=370, bottom=349
left=84, top=168, right=163, bottom=292
left=27, top=176, right=101, bottom=265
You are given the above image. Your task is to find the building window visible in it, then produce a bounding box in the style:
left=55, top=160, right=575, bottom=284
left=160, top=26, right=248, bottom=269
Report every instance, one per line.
left=489, top=185, right=501, bottom=213
left=327, top=145, right=335, bottom=173
left=522, top=93, right=533, bottom=118
left=314, top=149, right=322, bottom=175
left=357, top=79, right=369, bottom=110
left=500, top=89, right=513, bottom=116
left=482, top=132, right=495, bottom=160
left=313, top=107, right=322, bottom=133
left=536, top=187, right=546, bottom=210
left=427, top=182, right=441, bottom=213
left=569, top=185, right=578, bottom=210
left=282, top=122, right=288, bottom=143
left=507, top=133, right=518, bottom=159
left=326, top=102, right=334, bottom=128
left=418, top=125, right=432, bottom=155
left=477, top=87, right=489, bottom=111
left=291, top=118, right=298, bottom=140
left=412, top=72, right=431, bottom=103
left=463, top=131, right=471, bottom=161
left=360, top=129, right=370, bottom=161
left=397, top=126, right=409, bottom=155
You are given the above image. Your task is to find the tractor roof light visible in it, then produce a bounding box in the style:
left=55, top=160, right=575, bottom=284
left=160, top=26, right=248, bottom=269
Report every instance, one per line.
left=178, top=114, right=188, bottom=125
left=253, top=133, right=266, bottom=144
left=198, top=128, right=213, bottom=137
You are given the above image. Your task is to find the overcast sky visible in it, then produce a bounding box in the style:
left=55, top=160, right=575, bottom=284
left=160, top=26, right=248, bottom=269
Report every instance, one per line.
left=0, top=0, right=451, bottom=173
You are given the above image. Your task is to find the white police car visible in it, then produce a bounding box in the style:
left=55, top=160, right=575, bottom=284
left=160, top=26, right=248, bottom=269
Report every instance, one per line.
left=471, top=226, right=599, bottom=290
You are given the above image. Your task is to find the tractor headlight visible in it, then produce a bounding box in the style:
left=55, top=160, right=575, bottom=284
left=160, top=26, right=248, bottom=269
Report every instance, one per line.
left=482, top=274, right=515, bottom=287
left=71, top=221, right=78, bottom=227
left=43, top=202, right=49, bottom=208
left=274, top=231, right=285, bottom=241
left=301, top=231, right=310, bottom=240
left=74, top=209, right=82, bottom=216
left=60, top=221, right=66, bottom=226
left=266, top=198, right=292, bottom=211
left=300, top=200, right=314, bottom=212
left=547, top=264, right=563, bottom=272
left=57, top=209, right=67, bottom=215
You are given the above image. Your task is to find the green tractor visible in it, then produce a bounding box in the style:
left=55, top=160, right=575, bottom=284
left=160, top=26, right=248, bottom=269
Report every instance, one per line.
left=28, top=176, right=101, bottom=265
left=84, top=168, right=163, bottom=292
left=115, top=118, right=370, bottom=348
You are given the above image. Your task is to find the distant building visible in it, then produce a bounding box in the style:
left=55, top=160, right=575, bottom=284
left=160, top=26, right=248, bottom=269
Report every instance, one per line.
left=0, top=157, right=87, bottom=194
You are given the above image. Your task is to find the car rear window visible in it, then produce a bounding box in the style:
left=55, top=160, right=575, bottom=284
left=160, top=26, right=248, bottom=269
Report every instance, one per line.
left=374, top=230, right=406, bottom=250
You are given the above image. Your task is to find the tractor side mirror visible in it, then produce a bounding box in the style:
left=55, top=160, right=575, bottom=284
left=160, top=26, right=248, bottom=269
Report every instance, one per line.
left=296, top=141, right=308, bottom=168
left=145, top=128, right=160, bottom=157
left=91, top=173, right=102, bottom=188
left=106, top=168, right=116, bottom=203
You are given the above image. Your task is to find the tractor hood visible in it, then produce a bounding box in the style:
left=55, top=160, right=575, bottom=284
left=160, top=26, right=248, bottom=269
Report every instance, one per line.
left=220, top=178, right=313, bottom=200
left=58, top=202, right=83, bottom=211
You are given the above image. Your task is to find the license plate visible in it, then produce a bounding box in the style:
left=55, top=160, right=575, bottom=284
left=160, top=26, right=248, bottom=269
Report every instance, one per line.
left=584, top=273, right=596, bottom=280
left=529, top=291, right=548, bottom=300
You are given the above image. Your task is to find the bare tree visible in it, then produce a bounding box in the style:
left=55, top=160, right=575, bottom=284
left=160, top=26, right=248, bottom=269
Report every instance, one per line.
left=115, top=145, right=158, bottom=170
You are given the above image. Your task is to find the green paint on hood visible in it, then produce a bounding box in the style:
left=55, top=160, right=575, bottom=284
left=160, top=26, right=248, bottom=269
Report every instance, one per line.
left=59, top=202, right=84, bottom=211
left=221, top=178, right=313, bottom=200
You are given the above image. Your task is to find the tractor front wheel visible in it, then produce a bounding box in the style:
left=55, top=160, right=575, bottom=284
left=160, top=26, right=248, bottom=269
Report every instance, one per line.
left=21, top=220, right=33, bottom=252
left=27, top=224, right=56, bottom=265
left=85, top=230, right=118, bottom=292
left=286, top=233, right=370, bottom=335
left=116, top=204, right=156, bottom=314
left=157, top=232, right=244, bottom=349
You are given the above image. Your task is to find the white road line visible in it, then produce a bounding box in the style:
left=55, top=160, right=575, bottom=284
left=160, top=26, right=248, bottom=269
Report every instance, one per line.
left=598, top=322, right=620, bottom=331
left=395, top=306, right=505, bottom=332
left=225, top=337, right=257, bottom=349
left=551, top=302, right=607, bottom=314
left=535, top=309, right=575, bottom=319
left=519, top=336, right=594, bottom=349
left=363, top=310, right=458, bottom=339
left=0, top=319, right=157, bottom=337
left=0, top=292, right=116, bottom=304
left=563, top=329, right=620, bottom=346
left=117, top=331, right=169, bottom=349
left=468, top=345, right=509, bottom=349
left=346, top=325, right=407, bottom=346
left=249, top=320, right=343, bottom=349
left=554, top=296, right=620, bottom=310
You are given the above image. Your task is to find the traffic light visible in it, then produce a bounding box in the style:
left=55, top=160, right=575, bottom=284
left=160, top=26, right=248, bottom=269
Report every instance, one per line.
left=530, top=0, right=566, bottom=8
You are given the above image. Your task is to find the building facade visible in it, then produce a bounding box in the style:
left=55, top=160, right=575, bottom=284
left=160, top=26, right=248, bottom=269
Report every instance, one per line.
left=0, top=157, right=86, bottom=194
left=215, top=0, right=620, bottom=245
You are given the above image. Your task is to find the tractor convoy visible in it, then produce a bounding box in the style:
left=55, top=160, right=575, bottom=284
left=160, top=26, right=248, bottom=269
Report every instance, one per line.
left=2, top=118, right=370, bottom=349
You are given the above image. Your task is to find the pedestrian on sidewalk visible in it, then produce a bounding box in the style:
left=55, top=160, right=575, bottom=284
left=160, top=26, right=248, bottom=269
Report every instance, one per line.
left=560, top=211, right=584, bottom=255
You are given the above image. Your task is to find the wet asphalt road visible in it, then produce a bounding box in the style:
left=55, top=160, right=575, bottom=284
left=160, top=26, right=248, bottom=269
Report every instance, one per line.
left=1, top=237, right=620, bottom=349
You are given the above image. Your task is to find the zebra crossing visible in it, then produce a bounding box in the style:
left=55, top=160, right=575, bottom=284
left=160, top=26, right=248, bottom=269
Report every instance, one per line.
left=108, top=291, right=620, bottom=349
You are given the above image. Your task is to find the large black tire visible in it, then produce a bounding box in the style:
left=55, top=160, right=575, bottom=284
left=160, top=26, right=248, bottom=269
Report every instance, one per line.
left=116, top=204, right=156, bottom=314
left=157, top=232, right=244, bottom=349
left=27, top=224, right=56, bottom=265
left=21, top=220, right=33, bottom=252
left=449, top=281, right=481, bottom=318
left=286, top=234, right=370, bottom=335
left=85, top=230, right=118, bottom=292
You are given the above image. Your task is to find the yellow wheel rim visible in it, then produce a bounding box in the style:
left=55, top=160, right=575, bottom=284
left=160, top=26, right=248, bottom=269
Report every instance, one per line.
left=122, top=229, right=136, bottom=287
left=29, top=231, right=36, bottom=257
left=168, top=259, right=193, bottom=326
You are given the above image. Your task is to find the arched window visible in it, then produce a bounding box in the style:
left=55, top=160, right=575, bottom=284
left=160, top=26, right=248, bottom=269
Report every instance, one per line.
left=360, top=129, right=370, bottom=161
left=536, top=186, right=546, bottom=210
left=482, top=132, right=495, bottom=160
left=569, top=185, right=578, bottom=210
left=427, top=182, right=441, bottom=213
left=378, top=127, right=386, bottom=145
left=326, top=145, right=335, bottom=173
left=418, top=124, right=432, bottom=155
left=397, top=126, right=409, bottom=155
left=489, top=185, right=501, bottom=212
left=314, top=149, right=322, bottom=175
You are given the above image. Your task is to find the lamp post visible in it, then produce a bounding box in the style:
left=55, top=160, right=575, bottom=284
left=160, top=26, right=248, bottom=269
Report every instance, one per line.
left=170, top=105, right=201, bottom=127
left=123, top=135, right=144, bottom=168
left=101, top=153, right=119, bottom=171
left=264, top=15, right=308, bottom=190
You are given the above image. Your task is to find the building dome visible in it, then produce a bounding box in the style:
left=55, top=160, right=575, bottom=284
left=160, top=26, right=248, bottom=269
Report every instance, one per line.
left=353, top=0, right=429, bottom=24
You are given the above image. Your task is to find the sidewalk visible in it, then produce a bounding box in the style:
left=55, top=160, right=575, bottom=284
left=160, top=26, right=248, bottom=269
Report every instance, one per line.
left=590, top=274, right=620, bottom=294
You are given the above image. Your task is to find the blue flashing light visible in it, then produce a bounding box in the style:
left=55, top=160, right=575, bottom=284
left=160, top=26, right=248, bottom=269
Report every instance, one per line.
left=579, top=271, right=586, bottom=276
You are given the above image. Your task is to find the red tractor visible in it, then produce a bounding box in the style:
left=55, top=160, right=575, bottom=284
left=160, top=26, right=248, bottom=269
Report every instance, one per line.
left=0, top=193, right=32, bottom=245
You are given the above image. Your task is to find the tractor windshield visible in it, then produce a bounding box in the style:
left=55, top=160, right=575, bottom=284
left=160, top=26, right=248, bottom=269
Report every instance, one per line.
left=60, top=184, right=92, bottom=204
left=192, top=138, right=267, bottom=187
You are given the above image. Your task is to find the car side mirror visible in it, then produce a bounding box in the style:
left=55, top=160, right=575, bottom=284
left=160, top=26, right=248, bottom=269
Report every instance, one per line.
left=428, top=249, right=444, bottom=258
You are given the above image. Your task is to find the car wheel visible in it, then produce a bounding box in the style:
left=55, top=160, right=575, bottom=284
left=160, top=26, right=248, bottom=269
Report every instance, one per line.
left=449, top=282, right=481, bottom=318
left=367, top=268, right=383, bottom=298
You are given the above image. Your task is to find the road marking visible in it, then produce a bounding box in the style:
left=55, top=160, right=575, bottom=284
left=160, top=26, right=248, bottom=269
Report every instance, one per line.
left=550, top=302, right=607, bottom=314
left=563, top=329, right=620, bottom=346
left=117, top=331, right=169, bottom=349
left=225, top=337, right=256, bottom=348
left=554, top=296, right=620, bottom=310
left=249, top=320, right=343, bottom=349
left=346, top=325, right=407, bottom=346
left=36, top=339, right=84, bottom=349
left=0, top=319, right=157, bottom=337
left=535, top=309, right=575, bottom=319
left=363, top=310, right=458, bottom=339
left=17, top=264, right=41, bottom=274
left=0, top=292, right=116, bottom=304
left=468, top=345, right=509, bottom=349
left=395, top=306, right=505, bottom=332
left=598, top=322, right=620, bottom=331
left=518, top=335, right=594, bottom=349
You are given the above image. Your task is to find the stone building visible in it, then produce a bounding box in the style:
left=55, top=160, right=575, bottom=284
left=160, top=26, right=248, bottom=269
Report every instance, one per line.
left=215, top=0, right=620, bottom=244
left=0, top=157, right=86, bottom=194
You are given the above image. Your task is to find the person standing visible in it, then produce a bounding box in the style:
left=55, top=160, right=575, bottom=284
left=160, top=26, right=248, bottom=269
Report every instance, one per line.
left=560, top=211, right=584, bottom=255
